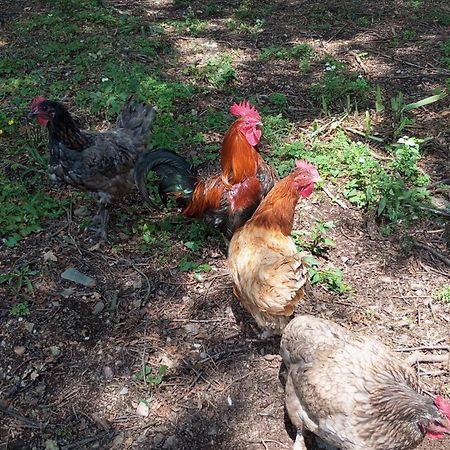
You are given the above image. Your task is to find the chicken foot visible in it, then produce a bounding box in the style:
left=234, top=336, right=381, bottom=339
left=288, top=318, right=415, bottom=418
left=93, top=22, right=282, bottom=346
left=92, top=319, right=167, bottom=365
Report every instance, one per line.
left=293, top=432, right=308, bottom=450
left=87, top=204, right=110, bottom=241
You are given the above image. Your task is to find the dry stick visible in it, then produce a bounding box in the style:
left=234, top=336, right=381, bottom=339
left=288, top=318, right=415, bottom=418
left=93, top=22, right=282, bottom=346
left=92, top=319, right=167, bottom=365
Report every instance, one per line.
left=322, top=185, right=348, bottom=209
left=419, top=206, right=450, bottom=218
left=370, top=49, right=450, bottom=75
left=396, top=345, right=449, bottom=352
left=0, top=403, right=41, bottom=429
left=413, top=241, right=450, bottom=267
left=406, top=352, right=450, bottom=366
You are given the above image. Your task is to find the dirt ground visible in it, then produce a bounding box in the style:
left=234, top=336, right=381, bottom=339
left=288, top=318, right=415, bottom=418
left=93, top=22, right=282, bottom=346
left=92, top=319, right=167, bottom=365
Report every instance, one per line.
left=1, top=1, right=449, bottom=449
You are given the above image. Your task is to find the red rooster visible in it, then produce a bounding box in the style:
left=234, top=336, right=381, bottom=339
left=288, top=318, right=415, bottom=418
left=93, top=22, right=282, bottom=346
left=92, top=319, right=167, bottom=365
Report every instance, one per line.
left=134, top=100, right=277, bottom=239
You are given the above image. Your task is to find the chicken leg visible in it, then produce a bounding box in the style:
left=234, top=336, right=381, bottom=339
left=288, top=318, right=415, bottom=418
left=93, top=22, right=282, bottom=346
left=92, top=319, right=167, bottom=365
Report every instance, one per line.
left=88, top=203, right=109, bottom=241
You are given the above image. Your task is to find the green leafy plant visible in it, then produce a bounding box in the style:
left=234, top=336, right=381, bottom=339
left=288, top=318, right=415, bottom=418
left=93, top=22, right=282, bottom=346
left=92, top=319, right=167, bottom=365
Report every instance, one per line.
left=134, top=364, right=168, bottom=386
left=9, top=302, right=31, bottom=317
left=304, top=257, right=351, bottom=294
left=0, top=263, right=39, bottom=294
left=311, top=57, right=371, bottom=110
left=0, top=176, right=66, bottom=247
left=292, top=220, right=335, bottom=256
left=435, top=285, right=450, bottom=303
left=186, top=54, right=236, bottom=88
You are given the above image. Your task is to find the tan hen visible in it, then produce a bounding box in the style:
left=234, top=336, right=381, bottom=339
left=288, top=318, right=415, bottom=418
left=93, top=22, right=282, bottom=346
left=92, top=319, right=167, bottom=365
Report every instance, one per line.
left=228, top=160, right=320, bottom=335
left=281, top=314, right=450, bottom=450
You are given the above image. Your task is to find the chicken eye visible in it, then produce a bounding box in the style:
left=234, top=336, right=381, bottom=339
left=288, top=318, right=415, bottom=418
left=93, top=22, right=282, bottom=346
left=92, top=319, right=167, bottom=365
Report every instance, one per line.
left=40, top=105, right=48, bottom=112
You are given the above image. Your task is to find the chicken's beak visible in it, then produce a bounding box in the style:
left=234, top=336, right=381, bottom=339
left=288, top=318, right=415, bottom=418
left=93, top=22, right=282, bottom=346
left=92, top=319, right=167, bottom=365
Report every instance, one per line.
left=28, top=109, right=38, bottom=118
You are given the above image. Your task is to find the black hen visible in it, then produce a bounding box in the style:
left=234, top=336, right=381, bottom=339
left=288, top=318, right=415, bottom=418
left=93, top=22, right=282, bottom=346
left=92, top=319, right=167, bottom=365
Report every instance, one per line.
left=30, top=96, right=157, bottom=240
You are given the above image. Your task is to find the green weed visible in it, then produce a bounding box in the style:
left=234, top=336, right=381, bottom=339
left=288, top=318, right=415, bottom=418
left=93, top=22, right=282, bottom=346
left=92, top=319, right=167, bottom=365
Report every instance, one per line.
left=185, top=54, right=236, bottom=89
left=435, top=285, right=450, bottom=303
left=0, top=263, right=39, bottom=294
left=9, top=302, right=31, bottom=317
left=311, top=58, right=371, bottom=110
left=134, top=364, right=168, bottom=386
left=0, top=176, right=66, bottom=247
left=441, top=39, right=450, bottom=69
left=304, top=257, right=351, bottom=294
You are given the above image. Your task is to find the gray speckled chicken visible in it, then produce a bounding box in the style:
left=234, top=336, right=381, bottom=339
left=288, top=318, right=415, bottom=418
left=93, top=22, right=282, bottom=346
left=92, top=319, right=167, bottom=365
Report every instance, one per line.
left=280, top=315, right=450, bottom=450
left=29, top=96, right=157, bottom=240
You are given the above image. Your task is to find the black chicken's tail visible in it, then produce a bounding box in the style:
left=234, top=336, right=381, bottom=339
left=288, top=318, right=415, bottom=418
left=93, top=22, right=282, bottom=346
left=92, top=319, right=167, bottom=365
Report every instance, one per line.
left=134, top=149, right=198, bottom=208
left=116, top=98, right=157, bottom=146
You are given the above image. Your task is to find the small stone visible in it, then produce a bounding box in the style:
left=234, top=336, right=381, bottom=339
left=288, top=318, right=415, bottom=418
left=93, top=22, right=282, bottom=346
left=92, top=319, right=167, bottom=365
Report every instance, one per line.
left=380, top=276, right=393, bottom=283
left=136, top=401, right=149, bottom=417
left=410, top=282, right=422, bottom=291
left=110, top=433, right=124, bottom=449
left=43, top=250, right=58, bottom=262
left=93, top=301, right=105, bottom=315
left=118, top=386, right=128, bottom=395
left=103, top=366, right=114, bottom=380
left=153, top=433, right=165, bottom=446
left=14, top=346, right=26, bottom=356
left=49, top=345, right=61, bottom=356
left=163, top=435, right=178, bottom=449
left=61, top=268, right=96, bottom=287
left=132, top=278, right=142, bottom=290
left=74, top=206, right=89, bottom=217
left=24, top=322, right=35, bottom=333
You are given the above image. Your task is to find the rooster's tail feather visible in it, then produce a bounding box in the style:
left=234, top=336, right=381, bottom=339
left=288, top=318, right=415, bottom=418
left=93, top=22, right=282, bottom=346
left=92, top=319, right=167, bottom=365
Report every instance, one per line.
left=134, top=149, right=197, bottom=207
left=117, top=99, right=157, bottom=145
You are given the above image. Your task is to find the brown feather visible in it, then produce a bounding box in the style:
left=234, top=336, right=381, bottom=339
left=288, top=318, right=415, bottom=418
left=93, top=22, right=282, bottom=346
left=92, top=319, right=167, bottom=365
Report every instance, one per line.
left=183, top=176, right=225, bottom=218
left=248, top=173, right=299, bottom=236
left=220, top=119, right=260, bottom=185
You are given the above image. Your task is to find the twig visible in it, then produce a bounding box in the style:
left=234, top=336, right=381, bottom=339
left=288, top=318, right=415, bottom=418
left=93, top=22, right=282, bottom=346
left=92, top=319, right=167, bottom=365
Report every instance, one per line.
left=370, top=49, right=450, bottom=75
left=322, top=185, right=348, bottom=209
left=326, top=23, right=348, bottom=43
left=396, top=345, right=449, bottom=352
left=349, top=50, right=367, bottom=74
left=407, top=352, right=449, bottom=366
left=171, top=318, right=229, bottom=323
left=344, top=126, right=385, bottom=143
left=413, top=241, right=450, bottom=266
left=429, top=177, right=450, bottom=188
left=61, top=432, right=114, bottom=450
left=0, top=402, right=41, bottom=428
left=418, top=206, right=450, bottom=218
left=418, top=261, right=450, bottom=279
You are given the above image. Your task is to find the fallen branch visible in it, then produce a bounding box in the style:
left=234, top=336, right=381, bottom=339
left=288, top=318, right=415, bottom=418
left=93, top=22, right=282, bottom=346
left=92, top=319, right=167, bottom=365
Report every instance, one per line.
left=413, top=241, right=450, bottom=266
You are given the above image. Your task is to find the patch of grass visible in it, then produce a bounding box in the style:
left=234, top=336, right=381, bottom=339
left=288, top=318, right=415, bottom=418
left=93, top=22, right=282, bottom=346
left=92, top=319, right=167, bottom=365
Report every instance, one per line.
left=185, top=54, right=236, bottom=89
left=168, top=9, right=208, bottom=37
left=311, top=57, right=372, bottom=111
left=435, top=285, right=450, bottom=303
left=0, top=175, right=67, bottom=247
left=426, top=9, right=450, bottom=27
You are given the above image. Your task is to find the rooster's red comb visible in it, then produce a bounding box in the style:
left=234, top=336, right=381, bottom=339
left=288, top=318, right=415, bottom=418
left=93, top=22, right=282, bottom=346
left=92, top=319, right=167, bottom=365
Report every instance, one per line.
left=229, top=99, right=261, bottom=121
left=435, top=396, right=450, bottom=417
left=31, top=96, right=47, bottom=108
